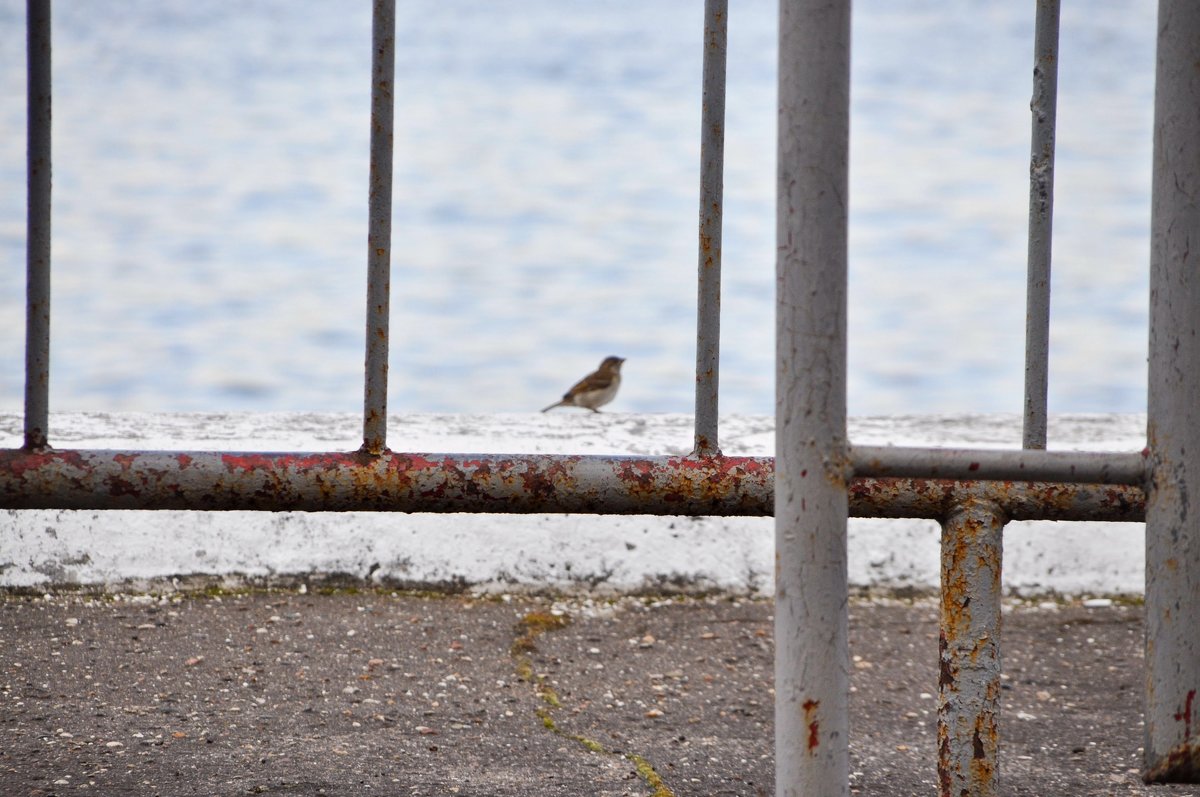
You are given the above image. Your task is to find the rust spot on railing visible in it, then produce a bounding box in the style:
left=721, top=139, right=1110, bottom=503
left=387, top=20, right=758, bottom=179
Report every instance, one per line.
left=938, top=496, right=1003, bottom=797
left=0, top=450, right=1147, bottom=523
left=1176, top=689, right=1196, bottom=738
left=1145, top=735, right=1200, bottom=784
left=0, top=450, right=778, bottom=514
left=938, top=631, right=953, bottom=690
left=802, top=698, right=820, bottom=752
left=937, top=728, right=953, bottom=797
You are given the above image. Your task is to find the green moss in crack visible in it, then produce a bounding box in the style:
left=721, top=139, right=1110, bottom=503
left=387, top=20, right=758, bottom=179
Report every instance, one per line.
left=627, top=753, right=676, bottom=797
left=538, top=683, right=562, bottom=709
left=510, top=609, right=571, bottom=657
left=509, top=606, right=674, bottom=797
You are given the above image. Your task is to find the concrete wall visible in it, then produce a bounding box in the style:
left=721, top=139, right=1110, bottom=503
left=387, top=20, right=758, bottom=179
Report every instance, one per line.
left=1, top=412, right=1145, bottom=596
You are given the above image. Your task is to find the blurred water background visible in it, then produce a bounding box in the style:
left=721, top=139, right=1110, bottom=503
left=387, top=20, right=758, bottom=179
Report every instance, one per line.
left=0, top=1, right=1155, bottom=417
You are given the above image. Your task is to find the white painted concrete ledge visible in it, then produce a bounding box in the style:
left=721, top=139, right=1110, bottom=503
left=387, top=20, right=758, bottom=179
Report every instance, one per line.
left=1, top=412, right=1146, bottom=596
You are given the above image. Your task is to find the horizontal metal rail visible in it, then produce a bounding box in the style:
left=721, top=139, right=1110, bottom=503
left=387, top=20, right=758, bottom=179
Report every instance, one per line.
left=0, top=449, right=773, bottom=514
left=0, top=448, right=1144, bottom=520
left=851, top=445, right=1146, bottom=485
left=850, top=475, right=1142, bottom=522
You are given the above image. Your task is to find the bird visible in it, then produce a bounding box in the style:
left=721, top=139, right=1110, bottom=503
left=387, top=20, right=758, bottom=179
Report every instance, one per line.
left=541, top=356, right=625, bottom=413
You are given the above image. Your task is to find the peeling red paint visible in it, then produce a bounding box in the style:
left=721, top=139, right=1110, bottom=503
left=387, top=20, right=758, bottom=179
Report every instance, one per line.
left=802, top=699, right=820, bottom=752
left=1175, top=689, right=1196, bottom=738
left=389, top=453, right=440, bottom=471
left=0, top=449, right=775, bottom=513
left=222, top=453, right=279, bottom=473
left=0, top=449, right=86, bottom=479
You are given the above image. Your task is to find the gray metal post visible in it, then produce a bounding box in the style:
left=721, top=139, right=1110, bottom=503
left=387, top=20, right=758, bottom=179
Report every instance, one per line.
left=693, top=0, right=728, bottom=457
left=938, top=496, right=1005, bottom=797
left=362, top=0, right=395, bottom=455
left=25, top=0, right=52, bottom=452
left=1021, top=0, right=1060, bottom=450
left=775, top=1, right=851, bottom=794
left=1144, top=0, right=1200, bottom=782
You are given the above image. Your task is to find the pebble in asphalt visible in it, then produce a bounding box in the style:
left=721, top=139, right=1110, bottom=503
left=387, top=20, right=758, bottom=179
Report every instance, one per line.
left=1, top=589, right=1197, bottom=796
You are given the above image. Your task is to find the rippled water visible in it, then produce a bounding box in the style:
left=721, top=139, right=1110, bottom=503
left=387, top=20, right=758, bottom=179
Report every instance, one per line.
left=0, top=0, right=1156, bottom=416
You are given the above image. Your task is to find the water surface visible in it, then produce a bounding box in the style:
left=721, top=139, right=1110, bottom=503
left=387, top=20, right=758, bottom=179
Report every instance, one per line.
left=0, top=1, right=1156, bottom=417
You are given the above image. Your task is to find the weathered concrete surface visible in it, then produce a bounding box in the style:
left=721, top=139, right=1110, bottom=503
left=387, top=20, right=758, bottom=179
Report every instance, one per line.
left=1, top=589, right=1192, bottom=797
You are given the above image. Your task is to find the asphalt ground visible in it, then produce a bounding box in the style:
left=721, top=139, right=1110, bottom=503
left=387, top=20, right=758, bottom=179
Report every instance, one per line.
left=2, top=588, right=1198, bottom=797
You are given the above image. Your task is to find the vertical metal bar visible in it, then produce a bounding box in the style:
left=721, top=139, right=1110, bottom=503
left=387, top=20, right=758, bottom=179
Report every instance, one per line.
left=24, top=0, right=52, bottom=452
left=693, top=0, right=728, bottom=457
left=1021, top=0, right=1060, bottom=451
left=1144, top=0, right=1200, bottom=782
left=775, top=1, right=851, bottom=795
left=938, top=496, right=1005, bottom=796
left=362, top=0, right=396, bottom=455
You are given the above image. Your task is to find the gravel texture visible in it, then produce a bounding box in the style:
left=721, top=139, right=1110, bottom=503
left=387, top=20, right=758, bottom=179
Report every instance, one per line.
left=1, top=589, right=1197, bottom=796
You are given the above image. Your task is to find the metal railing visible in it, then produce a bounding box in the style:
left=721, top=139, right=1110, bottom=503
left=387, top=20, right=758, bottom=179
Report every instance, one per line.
left=3, top=0, right=1198, bottom=794
left=777, top=2, right=1199, bottom=796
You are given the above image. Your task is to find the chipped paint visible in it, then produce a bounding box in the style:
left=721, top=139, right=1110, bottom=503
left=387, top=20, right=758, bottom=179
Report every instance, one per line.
left=803, top=699, right=820, bottom=753
left=1175, top=690, right=1196, bottom=740
left=0, top=449, right=776, bottom=514
left=848, top=477, right=1143, bottom=522
left=938, top=495, right=1004, bottom=797
left=1144, top=737, right=1200, bottom=783
left=0, top=446, right=1149, bottom=522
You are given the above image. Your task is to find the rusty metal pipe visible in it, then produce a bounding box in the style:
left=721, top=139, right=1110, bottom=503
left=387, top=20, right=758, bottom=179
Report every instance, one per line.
left=24, top=0, right=52, bottom=452
left=693, top=0, right=728, bottom=457
left=0, top=448, right=1146, bottom=521
left=1144, top=0, right=1200, bottom=782
left=362, top=0, right=395, bottom=455
left=0, top=449, right=775, bottom=514
left=938, top=496, right=1005, bottom=796
left=852, top=444, right=1147, bottom=486
left=776, top=0, right=852, bottom=794
left=849, top=478, right=1144, bottom=523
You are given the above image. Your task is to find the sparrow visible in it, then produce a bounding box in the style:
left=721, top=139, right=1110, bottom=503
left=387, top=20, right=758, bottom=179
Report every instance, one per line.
left=541, top=356, right=625, bottom=413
